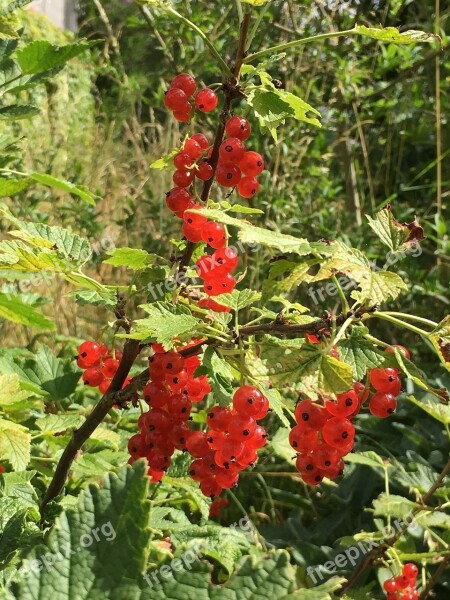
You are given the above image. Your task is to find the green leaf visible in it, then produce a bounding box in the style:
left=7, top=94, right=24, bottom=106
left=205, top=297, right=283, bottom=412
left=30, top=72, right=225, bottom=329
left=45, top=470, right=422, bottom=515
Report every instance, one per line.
left=69, top=288, right=118, bottom=309
left=0, top=178, right=32, bottom=196
left=261, top=337, right=353, bottom=397
left=31, top=345, right=80, bottom=400
left=392, top=350, right=449, bottom=403
left=258, top=383, right=290, bottom=427
left=406, top=395, right=450, bottom=425
left=0, top=293, right=55, bottom=330
left=28, top=173, right=97, bottom=206
left=149, top=147, right=180, bottom=170
left=262, top=259, right=318, bottom=302
left=226, top=204, right=264, bottom=215
left=0, top=14, right=18, bottom=39
left=427, top=315, right=450, bottom=372
left=214, top=289, right=261, bottom=311
left=12, top=462, right=151, bottom=598
left=15, top=40, right=93, bottom=75
left=199, top=347, right=234, bottom=407
left=353, top=25, right=436, bottom=45
left=163, top=476, right=211, bottom=524
left=366, top=207, right=424, bottom=252
left=192, top=208, right=311, bottom=255
left=35, top=414, right=84, bottom=434
left=125, top=302, right=201, bottom=348
left=0, top=105, right=40, bottom=120
left=270, top=427, right=295, bottom=464
left=0, top=373, right=30, bottom=406
left=344, top=451, right=387, bottom=469
left=337, top=334, right=396, bottom=381
left=0, top=498, right=27, bottom=568
left=0, top=418, right=30, bottom=471
left=103, top=247, right=155, bottom=270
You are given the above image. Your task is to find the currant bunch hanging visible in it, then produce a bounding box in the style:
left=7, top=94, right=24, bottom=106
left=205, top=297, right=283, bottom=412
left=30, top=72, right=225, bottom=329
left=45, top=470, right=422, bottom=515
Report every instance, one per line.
left=383, top=563, right=419, bottom=600
left=77, top=341, right=130, bottom=394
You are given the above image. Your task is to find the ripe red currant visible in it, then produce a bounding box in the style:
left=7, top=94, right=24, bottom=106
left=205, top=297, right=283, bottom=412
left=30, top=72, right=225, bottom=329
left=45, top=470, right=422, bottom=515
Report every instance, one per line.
left=201, top=221, right=227, bottom=249
left=325, top=390, right=359, bottom=418
left=233, top=385, right=268, bottom=418
left=211, top=247, right=238, bottom=272
left=173, top=104, right=193, bottom=122
left=173, top=169, right=194, bottom=188
left=171, top=73, right=197, bottom=97
left=183, top=205, right=207, bottom=228
left=386, top=344, right=411, bottom=360
left=369, top=368, right=400, bottom=394
left=196, top=161, right=213, bottom=180
left=294, top=399, right=329, bottom=430
left=369, top=392, right=397, bottom=418
left=78, top=341, right=102, bottom=366
left=164, top=87, right=188, bottom=110
left=183, top=138, right=203, bottom=159
left=237, top=176, right=259, bottom=198
left=203, top=272, right=236, bottom=296
left=173, top=152, right=194, bottom=170
left=195, top=88, right=218, bottom=112
left=165, top=187, right=192, bottom=215
left=182, top=222, right=203, bottom=243
left=225, top=116, right=251, bottom=140
left=322, top=417, right=355, bottom=449
left=82, top=367, right=104, bottom=387
left=219, top=137, right=245, bottom=163
left=240, top=151, right=264, bottom=176
left=215, top=163, right=242, bottom=187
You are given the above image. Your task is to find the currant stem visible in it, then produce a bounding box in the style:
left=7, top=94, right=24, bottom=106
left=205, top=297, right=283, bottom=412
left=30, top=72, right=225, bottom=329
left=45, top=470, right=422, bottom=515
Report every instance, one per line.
left=381, top=312, right=438, bottom=328
left=368, top=313, right=430, bottom=337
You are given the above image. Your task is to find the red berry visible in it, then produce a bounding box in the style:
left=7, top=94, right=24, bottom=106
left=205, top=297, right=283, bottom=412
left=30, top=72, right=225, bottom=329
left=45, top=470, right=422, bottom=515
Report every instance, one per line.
left=203, top=272, right=236, bottom=296
left=294, top=399, right=329, bottom=430
left=182, top=222, right=203, bottom=243
left=383, top=579, right=397, bottom=593
left=302, top=470, right=324, bottom=486
left=195, top=255, right=214, bottom=279
left=190, top=133, right=210, bottom=149
left=160, top=351, right=185, bottom=374
left=128, top=433, right=146, bottom=456
left=247, top=425, right=268, bottom=449
left=233, top=386, right=268, bottom=418
left=225, top=116, right=251, bottom=140
left=227, top=413, right=257, bottom=442
left=98, top=379, right=111, bottom=394
left=403, top=563, right=418, bottom=580
left=237, top=176, right=259, bottom=198
left=312, top=443, right=341, bottom=470
left=369, top=392, right=397, bottom=418
left=206, top=406, right=233, bottom=432
left=173, top=169, right=194, bottom=188
left=166, top=187, right=192, bottom=215
left=186, top=431, right=210, bottom=458
left=197, top=298, right=231, bottom=313
left=211, top=247, right=238, bottom=272
left=219, top=137, right=245, bottom=163
left=386, top=344, right=411, bottom=360
left=289, top=426, right=319, bottom=452
left=183, top=205, right=207, bottom=228
left=195, top=88, right=218, bottom=112
left=296, top=453, right=315, bottom=473
left=215, top=467, right=239, bottom=489
left=82, top=367, right=104, bottom=387
left=101, top=357, right=120, bottom=379
left=143, top=382, right=169, bottom=408
left=196, top=161, right=213, bottom=181
left=353, top=381, right=370, bottom=404
left=171, top=73, right=197, bottom=97
left=216, top=163, right=241, bottom=187
left=78, top=341, right=102, bottom=366
left=164, top=87, right=188, bottom=110
left=325, top=390, right=359, bottom=418
left=167, top=393, right=191, bottom=419
left=202, top=221, right=227, bottom=249
left=183, top=138, right=203, bottom=159
left=173, top=104, right=193, bottom=122
left=322, top=417, right=355, bottom=449
left=173, top=152, right=194, bottom=170
left=200, top=478, right=222, bottom=498
left=240, top=151, right=264, bottom=176
left=369, top=368, right=400, bottom=393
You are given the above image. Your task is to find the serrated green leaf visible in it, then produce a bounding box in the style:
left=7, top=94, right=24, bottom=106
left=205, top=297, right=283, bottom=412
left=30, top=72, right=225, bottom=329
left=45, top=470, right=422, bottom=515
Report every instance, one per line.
left=150, top=146, right=180, bottom=170
left=199, top=347, right=234, bottom=407
left=270, top=427, right=295, bottom=464
left=406, top=395, right=450, bottom=425
left=261, top=338, right=353, bottom=397
left=0, top=293, right=55, bottom=330
left=69, top=288, right=118, bottom=309
left=0, top=178, right=32, bottom=196
left=0, top=14, right=18, bottom=39
left=366, top=207, right=415, bottom=251
left=262, top=259, right=318, bottom=302
left=103, top=247, right=155, bottom=270
left=226, top=204, right=264, bottom=215
left=28, top=173, right=97, bottom=206
left=24, top=345, right=80, bottom=400
left=0, top=105, right=40, bottom=120
left=36, top=414, right=84, bottom=434
left=125, top=302, right=201, bottom=348
left=0, top=373, right=30, bottom=406
left=15, top=40, right=92, bottom=75
left=0, top=418, right=30, bottom=471
left=344, top=451, right=387, bottom=469
left=353, top=25, right=436, bottom=45
left=214, top=289, right=261, bottom=311
left=163, top=476, right=210, bottom=524
left=0, top=497, right=27, bottom=568
left=12, top=463, right=151, bottom=598
left=337, top=335, right=396, bottom=381
left=193, top=208, right=311, bottom=255
left=258, top=383, right=290, bottom=427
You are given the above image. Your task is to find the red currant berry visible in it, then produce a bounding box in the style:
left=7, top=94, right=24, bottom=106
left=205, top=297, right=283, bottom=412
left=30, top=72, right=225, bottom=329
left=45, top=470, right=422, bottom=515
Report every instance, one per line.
left=403, top=563, right=418, bottom=580
left=82, top=367, right=104, bottom=387
left=166, top=187, right=192, bottom=214
left=190, top=133, right=210, bottom=149
left=203, top=272, right=236, bottom=296
left=212, top=247, right=238, bottom=272
left=143, top=382, right=170, bottom=408
left=225, top=116, right=251, bottom=140
left=183, top=205, right=207, bottom=228
left=322, top=417, right=355, bottom=449
left=312, top=443, right=341, bottom=470
left=167, top=369, right=189, bottom=392
left=386, top=344, right=411, bottom=360
left=216, top=163, right=242, bottom=187
left=173, top=152, right=194, bottom=170
left=173, top=104, right=193, bottom=122
left=171, top=73, right=197, bottom=97
left=237, top=176, right=259, bottom=198
left=233, top=386, right=267, bottom=418
left=173, top=169, right=194, bottom=188
left=186, top=431, right=210, bottom=458
left=294, top=399, right=329, bottom=430
left=128, top=433, right=146, bottom=456
left=325, top=390, right=359, bottom=418
left=196, top=161, right=213, bottom=181
left=369, top=392, right=397, bottom=418
left=219, top=137, right=245, bottom=163
left=98, top=379, right=111, bottom=394
left=289, top=427, right=319, bottom=452
left=353, top=381, right=370, bottom=404
left=240, top=151, right=264, bottom=176
left=383, top=579, right=397, bottom=593
left=202, top=221, right=227, bottom=249
left=195, top=88, right=218, bottom=112
left=182, top=222, right=203, bottom=243
left=206, top=406, right=233, bottom=432
left=101, top=357, right=120, bottom=379
left=78, top=341, right=102, bottom=366
left=195, top=255, right=214, bottom=279
left=296, top=453, right=315, bottom=473
left=247, top=425, right=268, bottom=449
left=164, top=87, right=188, bottom=110
left=200, top=478, right=222, bottom=498
left=183, top=138, right=203, bottom=159
left=167, top=393, right=192, bottom=419
left=160, top=351, right=185, bottom=374
left=302, top=470, right=324, bottom=486
left=369, top=368, right=400, bottom=393
left=215, top=467, right=239, bottom=489
left=227, top=413, right=257, bottom=441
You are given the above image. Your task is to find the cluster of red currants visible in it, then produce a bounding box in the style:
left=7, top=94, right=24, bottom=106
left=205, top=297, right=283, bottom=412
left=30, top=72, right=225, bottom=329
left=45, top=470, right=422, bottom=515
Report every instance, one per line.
left=127, top=343, right=211, bottom=483
left=188, top=385, right=269, bottom=497
left=163, top=73, right=218, bottom=122
left=195, top=246, right=238, bottom=300
left=383, top=563, right=419, bottom=600
left=77, top=341, right=130, bottom=394
left=289, top=346, right=408, bottom=486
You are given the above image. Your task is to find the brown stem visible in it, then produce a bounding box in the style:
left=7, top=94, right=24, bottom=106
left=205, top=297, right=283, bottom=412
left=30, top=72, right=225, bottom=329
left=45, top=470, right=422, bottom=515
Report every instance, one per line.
left=177, top=12, right=252, bottom=276
left=40, top=339, right=141, bottom=519
left=338, top=458, right=450, bottom=595
left=419, top=554, right=450, bottom=600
